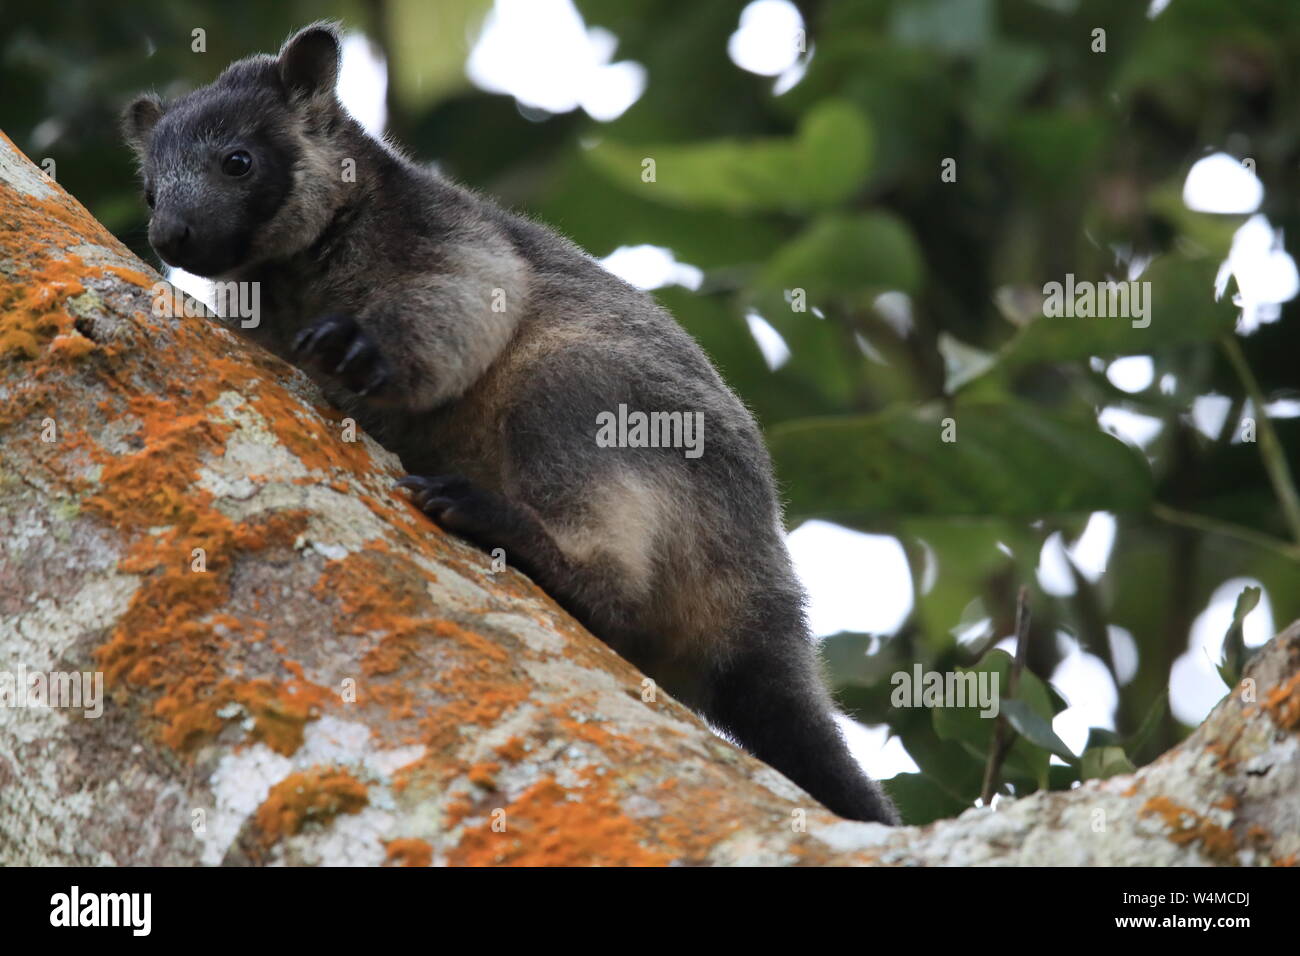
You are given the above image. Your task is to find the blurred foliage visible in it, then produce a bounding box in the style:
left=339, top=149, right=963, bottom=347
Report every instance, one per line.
left=5, top=0, right=1300, bottom=825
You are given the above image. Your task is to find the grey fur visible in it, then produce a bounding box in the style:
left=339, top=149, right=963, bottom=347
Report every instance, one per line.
left=123, top=22, right=898, bottom=824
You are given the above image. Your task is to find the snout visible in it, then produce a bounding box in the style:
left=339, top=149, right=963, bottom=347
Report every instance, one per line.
left=149, top=211, right=192, bottom=266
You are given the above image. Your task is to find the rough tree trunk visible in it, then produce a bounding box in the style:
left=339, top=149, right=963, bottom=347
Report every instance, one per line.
left=0, top=134, right=1296, bottom=866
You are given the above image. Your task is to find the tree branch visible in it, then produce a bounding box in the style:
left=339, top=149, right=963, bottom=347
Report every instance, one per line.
left=2, top=134, right=1297, bottom=866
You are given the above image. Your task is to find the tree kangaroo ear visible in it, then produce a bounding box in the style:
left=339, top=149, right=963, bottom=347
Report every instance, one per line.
left=278, top=22, right=342, bottom=98
left=121, top=94, right=165, bottom=155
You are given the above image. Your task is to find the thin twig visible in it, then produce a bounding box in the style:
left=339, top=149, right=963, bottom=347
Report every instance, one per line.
left=981, top=586, right=1031, bottom=807
left=1220, top=334, right=1300, bottom=545
left=1151, top=502, right=1300, bottom=561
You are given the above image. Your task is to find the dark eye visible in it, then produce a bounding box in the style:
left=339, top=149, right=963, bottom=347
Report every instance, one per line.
left=145, top=189, right=155, bottom=209
left=221, top=150, right=253, bottom=177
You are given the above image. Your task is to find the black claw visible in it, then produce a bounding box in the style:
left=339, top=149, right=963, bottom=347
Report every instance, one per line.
left=292, top=313, right=390, bottom=398
left=396, top=474, right=463, bottom=493
left=291, top=325, right=319, bottom=353
left=396, top=474, right=538, bottom=561
left=397, top=479, right=434, bottom=509
left=396, top=476, right=433, bottom=509
left=397, top=474, right=484, bottom=514
left=421, top=496, right=456, bottom=516
left=335, top=336, right=371, bottom=374
left=356, top=367, right=388, bottom=397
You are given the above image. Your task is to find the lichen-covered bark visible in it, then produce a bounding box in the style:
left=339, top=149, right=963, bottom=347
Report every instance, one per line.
left=1, top=133, right=1297, bottom=866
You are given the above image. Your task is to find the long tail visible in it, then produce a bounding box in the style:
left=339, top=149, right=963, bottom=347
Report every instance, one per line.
left=700, top=640, right=899, bottom=824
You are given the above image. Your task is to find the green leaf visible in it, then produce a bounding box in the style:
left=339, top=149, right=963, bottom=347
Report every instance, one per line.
left=1148, top=181, right=1245, bottom=261
left=1048, top=762, right=1081, bottom=791
left=997, top=257, right=1235, bottom=370
left=930, top=649, right=1062, bottom=790
left=655, top=287, right=854, bottom=426
left=654, top=287, right=837, bottom=428
left=895, top=718, right=988, bottom=803
left=1080, top=745, right=1137, bottom=780
left=938, top=333, right=998, bottom=393
left=584, top=99, right=873, bottom=213
left=386, top=0, right=491, bottom=111
left=890, top=0, right=994, bottom=55
left=534, top=154, right=787, bottom=270
left=1044, top=681, right=1071, bottom=716
left=1084, top=727, right=1124, bottom=750
left=1125, top=689, right=1169, bottom=760
left=899, top=519, right=1043, bottom=657
left=1000, top=698, right=1076, bottom=763
left=819, top=632, right=895, bottom=688
left=752, top=211, right=924, bottom=308
left=1001, top=110, right=1107, bottom=200
left=769, top=401, right=1153, bottom=520
left=1217, top=585, right=1261, bottom=688
left=969, top=41, right=1048, bottom=133
left=881, top=772, right=971, bottom=826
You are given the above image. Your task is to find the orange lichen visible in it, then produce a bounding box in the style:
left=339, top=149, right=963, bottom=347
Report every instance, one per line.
left=448, top=773, right=673, bottom=867
left=1262, top=672, right=1300, bottom=731
left=311, top=550, right=538, bottom=758
left=651, top=786, right=744, bottom=859
left=47, top=331, right=97, bottom=361
left=0, top=254, right=88, bottom=361
left=384, top=838, right=434, bottom=867
left=254, top=767, right=370, bottom=845
left=468, top=762, right=501, bottom=789
left=101, top=264, right=155, bottom=288
left=314, top=550, right=428, bottom=635
left=425, top=683, right=530, bottom=747
left=1205, top=729, right=1243, bottom=773
left=1139, top=796, right=1237, bottom=864
left=91, top=498, right=317, bottom=752
left=436, top=702, right=741, bottom=866
left=495, top=737, right=528, bottom=762
left=309, top=550, right=438, bottom=727
left=562, top=715, right=647, bottom=755
left=231, top=677, right=335, bottom=756
left=0, top=157, right=397, bottom=761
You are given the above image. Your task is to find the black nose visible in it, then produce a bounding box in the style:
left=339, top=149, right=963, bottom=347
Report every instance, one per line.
left=150, top=213, right=192, bottom=263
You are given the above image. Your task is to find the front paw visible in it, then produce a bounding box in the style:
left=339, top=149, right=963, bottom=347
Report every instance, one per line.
left=292, top=313, right=390, bottom=397
left=396, top=474, right=514, bottom=549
